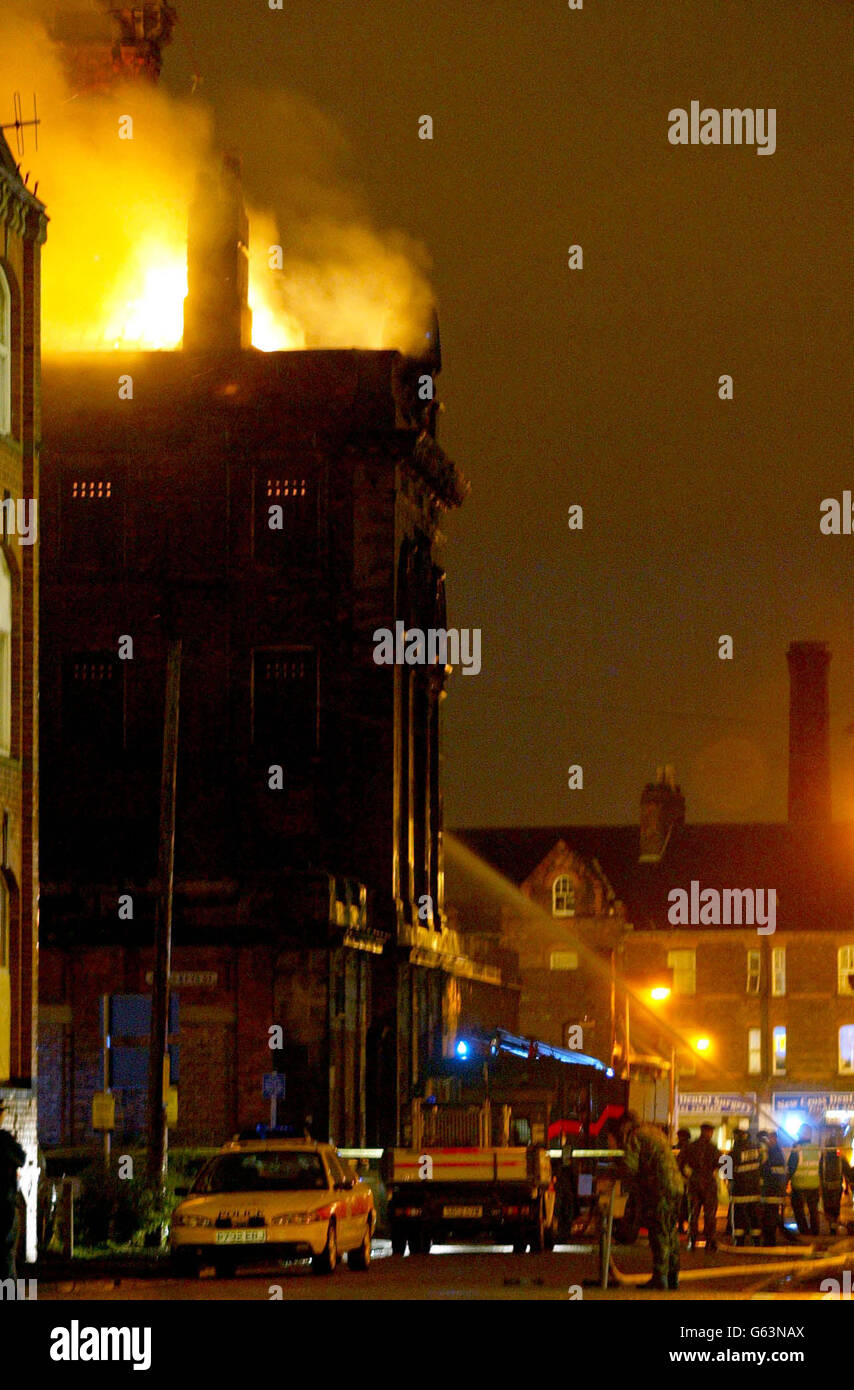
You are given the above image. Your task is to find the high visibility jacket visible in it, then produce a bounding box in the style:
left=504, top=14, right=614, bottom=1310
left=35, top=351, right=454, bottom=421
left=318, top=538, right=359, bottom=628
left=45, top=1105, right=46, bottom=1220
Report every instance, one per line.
left=789, top=1143, right=821, bottom=1191
left=731, top=1142, right=762, bottom=1200
left=760, top=1142, right=787, bottom=1202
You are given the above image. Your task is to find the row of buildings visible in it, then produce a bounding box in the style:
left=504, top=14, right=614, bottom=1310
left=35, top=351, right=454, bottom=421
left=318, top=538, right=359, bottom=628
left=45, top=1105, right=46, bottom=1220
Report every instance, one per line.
left=448, top=644, right=854, bottom=1142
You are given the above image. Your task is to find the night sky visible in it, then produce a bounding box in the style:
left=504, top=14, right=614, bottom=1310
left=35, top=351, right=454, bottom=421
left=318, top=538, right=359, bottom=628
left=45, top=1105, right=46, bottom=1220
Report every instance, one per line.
left=166, top=0, right=852, bottom=828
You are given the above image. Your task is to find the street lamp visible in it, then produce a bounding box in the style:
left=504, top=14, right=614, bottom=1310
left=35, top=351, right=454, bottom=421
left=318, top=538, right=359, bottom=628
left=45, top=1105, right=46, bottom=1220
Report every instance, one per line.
left=694, top=1037, right=712, bottom=1053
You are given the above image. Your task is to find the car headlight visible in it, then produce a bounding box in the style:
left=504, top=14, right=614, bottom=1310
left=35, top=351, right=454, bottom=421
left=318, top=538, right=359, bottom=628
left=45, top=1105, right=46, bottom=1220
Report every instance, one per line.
left=271, top=1211, right=322, bottom=1226
left=172, top=1213, right=213, bottom=1228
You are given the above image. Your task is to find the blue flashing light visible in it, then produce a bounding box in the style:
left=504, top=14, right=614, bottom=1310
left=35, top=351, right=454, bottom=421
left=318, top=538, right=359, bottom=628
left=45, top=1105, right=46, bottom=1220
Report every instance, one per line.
left=606, top=1068, right=615, bottom=1078
left=780, top=1112, right=804, bottom=1140
left=455, top=1040, right=470, bottom=1059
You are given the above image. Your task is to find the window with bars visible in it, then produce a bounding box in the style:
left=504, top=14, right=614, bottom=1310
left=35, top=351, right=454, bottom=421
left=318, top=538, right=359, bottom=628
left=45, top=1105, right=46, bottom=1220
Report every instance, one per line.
left=252, top=649, right=318, bottom=760
left=552, top=875, right=576, bottom=917
left=62, top=474, right=122, bottom=569
left=254, top=472, right=317, bottom=565
left=63, top=652, right=123, bottom=751
left=667, top=948, right=695, bottom=996
left=772, top=946, right=786, bottom=996
left=748, top=1027, right=762, bottom=1075
left=746, top=949, right=761, bottom=995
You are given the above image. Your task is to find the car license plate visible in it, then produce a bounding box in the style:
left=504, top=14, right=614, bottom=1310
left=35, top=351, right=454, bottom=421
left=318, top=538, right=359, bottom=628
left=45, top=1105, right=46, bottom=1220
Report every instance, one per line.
left=215, top=1230, right=266, bottom=1244
left=443, top=1205, right=482, bottom=1218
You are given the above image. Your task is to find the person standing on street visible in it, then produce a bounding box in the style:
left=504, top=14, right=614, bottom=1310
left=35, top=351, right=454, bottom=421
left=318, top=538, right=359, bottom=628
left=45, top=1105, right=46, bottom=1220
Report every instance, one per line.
left=730, top=1126, right=762, bottom=1246
left=819, top=1128, right=845, bottom=1237
left=788, top=1124, right=822, bottom=1236
left=607, top=1111, right=683, bottom=1291
left=684, top=1122, right=720, bottom=1251
left=757, top=1130, right=788, bottom=1246
left=674, top=1128, right=691, bottom=1235
left=0, top=1099, right=26, bottom=1280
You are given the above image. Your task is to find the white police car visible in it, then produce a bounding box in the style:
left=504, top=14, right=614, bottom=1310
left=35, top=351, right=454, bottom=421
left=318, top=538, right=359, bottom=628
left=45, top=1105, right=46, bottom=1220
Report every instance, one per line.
left=170, top=1131, right=374, bottom=1277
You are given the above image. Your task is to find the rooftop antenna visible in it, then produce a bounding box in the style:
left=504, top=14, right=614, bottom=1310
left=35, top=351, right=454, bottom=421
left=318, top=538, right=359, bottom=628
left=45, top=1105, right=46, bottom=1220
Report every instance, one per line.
left=1, top=93, right=40, bottom=158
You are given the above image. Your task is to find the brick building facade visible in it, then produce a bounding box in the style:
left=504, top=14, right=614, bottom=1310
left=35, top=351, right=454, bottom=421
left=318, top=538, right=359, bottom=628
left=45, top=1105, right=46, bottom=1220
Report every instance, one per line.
left=449, top=646, right=854, bottom=1142
left=0, top=128, right=46, bottom=1260
left=37, top=154, right=511, bottom=1151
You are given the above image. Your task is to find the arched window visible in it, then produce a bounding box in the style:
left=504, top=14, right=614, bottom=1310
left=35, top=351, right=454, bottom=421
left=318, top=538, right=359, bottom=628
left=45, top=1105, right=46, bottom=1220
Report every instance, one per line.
left=0, top=266, right=10, bottom=435
left=0, top=552, right=9, bottom=755
left=552, top=875, right=575, bottom=917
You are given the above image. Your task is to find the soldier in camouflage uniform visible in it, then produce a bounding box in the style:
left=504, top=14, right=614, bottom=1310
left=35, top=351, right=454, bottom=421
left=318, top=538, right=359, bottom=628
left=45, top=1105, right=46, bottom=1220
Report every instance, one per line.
left=609, top=1111, right=682, bottom=1290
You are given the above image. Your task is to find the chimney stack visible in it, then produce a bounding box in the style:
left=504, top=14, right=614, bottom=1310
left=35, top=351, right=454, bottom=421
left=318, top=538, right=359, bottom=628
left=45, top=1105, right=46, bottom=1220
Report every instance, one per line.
left=182, top=154, right=253, bottom=355
left=639, top=766, right=685, bottom=863
left=786, top=640, right=831, bottom=824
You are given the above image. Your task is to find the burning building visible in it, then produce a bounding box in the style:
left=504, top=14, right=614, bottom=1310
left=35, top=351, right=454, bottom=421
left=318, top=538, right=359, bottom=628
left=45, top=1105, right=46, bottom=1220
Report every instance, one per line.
left=35, top=6, right=508, bottom=1150
left=0, top=122, right=46, bottom=1261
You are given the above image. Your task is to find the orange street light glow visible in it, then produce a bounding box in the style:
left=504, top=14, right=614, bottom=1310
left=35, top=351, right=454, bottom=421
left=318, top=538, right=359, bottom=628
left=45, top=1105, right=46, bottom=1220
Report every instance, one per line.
left=694, top=1037, right=711, bottom=1052
left=650, top=986, right=671, bottom=1001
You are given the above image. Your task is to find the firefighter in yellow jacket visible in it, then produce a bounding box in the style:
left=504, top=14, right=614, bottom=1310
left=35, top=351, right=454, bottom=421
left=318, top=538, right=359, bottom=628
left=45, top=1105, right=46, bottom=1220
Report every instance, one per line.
left=787, top=1123, right=821, bottom=1236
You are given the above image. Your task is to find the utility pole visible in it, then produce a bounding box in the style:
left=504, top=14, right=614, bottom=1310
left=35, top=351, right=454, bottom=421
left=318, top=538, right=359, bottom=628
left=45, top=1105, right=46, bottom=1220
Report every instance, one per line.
left=146, top=639, right=181, bottom=1191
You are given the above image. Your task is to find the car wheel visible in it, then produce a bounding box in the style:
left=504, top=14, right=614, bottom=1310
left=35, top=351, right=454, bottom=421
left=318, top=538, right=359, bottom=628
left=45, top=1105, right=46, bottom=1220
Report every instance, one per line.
left=312, top=1221, right=338, bottom=1275
left=172, top=1249, right=198, bottom=1279
left=348, top=1220, right=372, bottom=1271
left=214, top=1256, right=236, bottom=1279
left=390, top=1224, right=407, bottom=1255
left=512, top=1237, right=528, bottom=1254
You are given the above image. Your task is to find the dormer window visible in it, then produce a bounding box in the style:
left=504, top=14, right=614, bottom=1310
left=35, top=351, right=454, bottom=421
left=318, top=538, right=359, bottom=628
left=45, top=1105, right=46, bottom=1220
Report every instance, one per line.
left=552, top=875, right=575, bottom=917
left=0, top=267, right=10, bottom=436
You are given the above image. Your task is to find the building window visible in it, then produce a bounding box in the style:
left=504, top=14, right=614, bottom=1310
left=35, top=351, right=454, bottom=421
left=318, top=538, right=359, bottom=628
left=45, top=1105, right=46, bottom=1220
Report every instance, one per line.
left=840, top=1026, right=854, bottom=1076
left=772, top=947, right=786, bottom=997
left=0, top=552, right=10, bottom=756
left=0, top=267, right=10, bottom=436
left=746, top=949, right=761, bottom=995
left=62, top=474, right=122, bottom=569
left=0, top=873, right=7, bottom=969
left=252, top=648, right=318, bottom=758
left=552, top=875, right=575, bottom=917
left=62, top=652, right=124, bottom=752
left=748, top=1027, right=762, bottom=1075
left=254, top=471, right=317, bottom=565
left=838, top=947, right=854, bottom=995
left=667, top=948, right=695, bottom=996
left=549, top=949, right=578, bottom=971
left=772, top=1025, right=787, bottom=1075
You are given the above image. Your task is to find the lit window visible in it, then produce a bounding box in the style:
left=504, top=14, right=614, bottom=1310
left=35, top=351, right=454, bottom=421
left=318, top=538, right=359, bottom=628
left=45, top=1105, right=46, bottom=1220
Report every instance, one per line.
left=772, top=1025, right=787, bottom=1075
left=0, top=267, right=10, bottom=436
left=772, top=947, right=786, bottom=997
left=840, top=1026, right=854, bottom=1075
left=63, top=474, right=121, bottom=570
left=549, top=949, right=578, bottom=971
left=746, top=949, right=761, bottom=995
left=838, top=947, right=854, bottom=995
left=254, top=472, right=317, bottom=565
left=552, top=876, right=575, bottom=917
left=0, top=552, right=9, bottom=756
left=667, top=949, right=695, bottom=996
left=748, top=1027, right=761, bottom=1075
